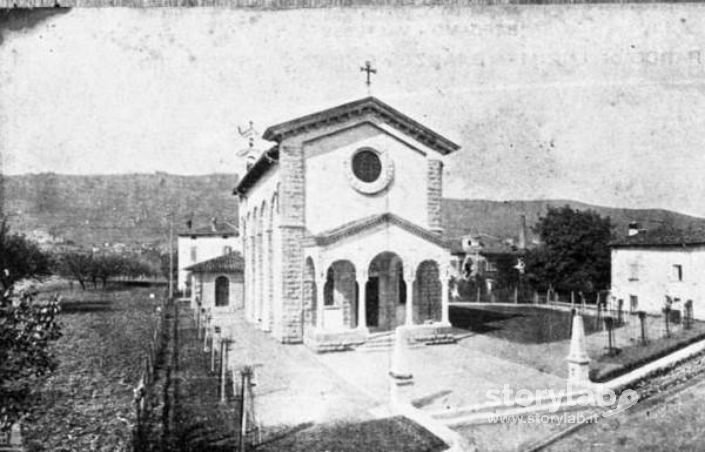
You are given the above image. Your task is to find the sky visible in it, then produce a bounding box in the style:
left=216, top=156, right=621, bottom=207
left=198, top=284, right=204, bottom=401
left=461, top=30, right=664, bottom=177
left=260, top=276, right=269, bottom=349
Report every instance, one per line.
left=2, top=6, right=705, bottom=217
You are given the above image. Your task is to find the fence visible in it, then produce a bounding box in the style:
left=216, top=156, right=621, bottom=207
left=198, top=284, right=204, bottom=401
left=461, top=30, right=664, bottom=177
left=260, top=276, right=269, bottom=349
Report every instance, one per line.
left=132, top=294, right=169, bottom=450
left=198, top=307, right=262, bottom=451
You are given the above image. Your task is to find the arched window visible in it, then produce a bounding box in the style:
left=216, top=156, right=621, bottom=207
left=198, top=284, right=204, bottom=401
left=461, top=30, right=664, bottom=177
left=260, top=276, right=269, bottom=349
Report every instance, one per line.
left=215, top=276, right=230, bottom=307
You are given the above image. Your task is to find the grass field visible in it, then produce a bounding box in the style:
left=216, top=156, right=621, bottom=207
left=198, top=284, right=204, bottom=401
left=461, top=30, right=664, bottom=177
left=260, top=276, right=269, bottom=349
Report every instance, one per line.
left=21, top=283, right=162, bottom=452
left=451, top=304, right=705, bottom=381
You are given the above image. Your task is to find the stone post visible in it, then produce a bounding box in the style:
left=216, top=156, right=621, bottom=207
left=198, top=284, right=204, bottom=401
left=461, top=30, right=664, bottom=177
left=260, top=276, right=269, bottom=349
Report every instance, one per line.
left=203, top=313, right=211, bottom=352
left=212, top=326, right=220, bottom=373
left=638, top=311, right=647, bottom=345
left=567, top=314, right=591, bottom=385
left=389, top=326, right=414, bottom=411
left=390, top=326, right=413, bottom=381
left=220, top=339, right=231, bottom=403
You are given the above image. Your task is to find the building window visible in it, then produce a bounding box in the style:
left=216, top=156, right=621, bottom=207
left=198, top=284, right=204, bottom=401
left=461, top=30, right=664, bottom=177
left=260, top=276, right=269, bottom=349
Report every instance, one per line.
left=486, top=260, right=497, bottom=273
left=629, top=262, right=639, bottom=281
left=346, top=147, right=394, bottom=195
left=352, top=149, right=382, bottom=183
left=673, top=264, right=683, bottom=281
left=630, top=295, right=638, bottom=313
left=215, top=276, right=229, bottom=307
left=190, top=246, right=197, bottom=262
left=223, top=246, right=232, bottom=255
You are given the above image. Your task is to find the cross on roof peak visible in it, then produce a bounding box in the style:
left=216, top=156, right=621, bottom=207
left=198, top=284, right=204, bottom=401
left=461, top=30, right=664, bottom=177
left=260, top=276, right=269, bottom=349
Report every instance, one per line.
left=360, top=61, right=377, bottom=94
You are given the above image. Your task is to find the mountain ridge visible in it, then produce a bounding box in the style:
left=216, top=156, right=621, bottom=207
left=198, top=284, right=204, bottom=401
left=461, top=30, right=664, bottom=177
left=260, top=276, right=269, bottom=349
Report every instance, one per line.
left=2, top=173, right=704, bottom=249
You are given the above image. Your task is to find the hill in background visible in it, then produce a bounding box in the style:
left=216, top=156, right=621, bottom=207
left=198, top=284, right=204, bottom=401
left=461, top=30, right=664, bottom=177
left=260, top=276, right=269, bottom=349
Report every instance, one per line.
left=1, top=173, right=239, bottom=250
left=442, top=198, right=705, bottom=244
left=2, top=173, right=704, bottom=249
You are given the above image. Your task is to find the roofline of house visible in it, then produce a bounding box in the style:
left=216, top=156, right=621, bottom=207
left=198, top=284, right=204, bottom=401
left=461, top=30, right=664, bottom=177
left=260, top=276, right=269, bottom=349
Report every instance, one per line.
left=610, top=241, right=705, bottom=249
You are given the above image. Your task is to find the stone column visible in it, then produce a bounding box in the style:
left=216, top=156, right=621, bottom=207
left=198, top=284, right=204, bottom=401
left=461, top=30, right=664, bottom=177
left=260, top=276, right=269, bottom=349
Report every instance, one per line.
left=404, top=265, right=416, bottom=326
left=440, top=265, right=450, bottom=324
left=356, top=269, right=368, bottom=330
left=256, top=231, right=263, bottom=324
left=316, top=270, right=325, bottom=330
left=260, top=229, right=270, bottom=332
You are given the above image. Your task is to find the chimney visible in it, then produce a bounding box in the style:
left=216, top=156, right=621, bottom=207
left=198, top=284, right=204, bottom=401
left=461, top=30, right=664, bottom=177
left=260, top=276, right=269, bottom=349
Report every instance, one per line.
left=518, top=215, right=527, bottom=250
left=628, top=222, right=640, bottom=237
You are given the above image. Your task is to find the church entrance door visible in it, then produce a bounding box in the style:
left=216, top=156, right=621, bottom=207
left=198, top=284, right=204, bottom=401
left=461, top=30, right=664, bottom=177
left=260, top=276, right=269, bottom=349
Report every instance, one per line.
left=366, top=277, right=379, bottom=328
left=366, top=252, right=406, bottom=332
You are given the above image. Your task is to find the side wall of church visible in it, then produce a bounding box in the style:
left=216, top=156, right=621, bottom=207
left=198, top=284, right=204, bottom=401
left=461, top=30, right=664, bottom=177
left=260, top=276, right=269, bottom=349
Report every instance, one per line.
left=239, top=165, right=282, bottom=338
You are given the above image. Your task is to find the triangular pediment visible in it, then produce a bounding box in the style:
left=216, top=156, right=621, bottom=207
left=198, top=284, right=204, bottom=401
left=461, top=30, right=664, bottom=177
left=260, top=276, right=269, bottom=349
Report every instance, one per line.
left=304, top=213, right=449, bottom=249
left=262, top=97, right=459, bottom=156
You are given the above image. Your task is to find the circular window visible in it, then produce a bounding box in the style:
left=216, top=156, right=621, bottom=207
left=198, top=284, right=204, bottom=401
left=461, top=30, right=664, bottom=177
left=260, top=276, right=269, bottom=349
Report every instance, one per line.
left=345, top=147, right=394, bottom=195
left=352, top=149, right=382, bottom=183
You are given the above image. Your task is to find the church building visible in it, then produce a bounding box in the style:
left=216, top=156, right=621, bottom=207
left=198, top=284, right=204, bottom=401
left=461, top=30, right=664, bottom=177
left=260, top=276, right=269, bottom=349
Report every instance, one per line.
left=234, top=97, right=460, bottom=350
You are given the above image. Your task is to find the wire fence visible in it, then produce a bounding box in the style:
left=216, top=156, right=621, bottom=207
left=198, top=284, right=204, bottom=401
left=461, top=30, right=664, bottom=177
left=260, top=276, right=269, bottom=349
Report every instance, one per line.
left=132, top=294, right=169, bottom=450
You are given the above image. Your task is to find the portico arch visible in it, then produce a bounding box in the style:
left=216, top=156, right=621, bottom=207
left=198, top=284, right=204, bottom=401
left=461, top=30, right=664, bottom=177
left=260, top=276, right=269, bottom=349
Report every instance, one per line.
left=366, top=252, right=406, bottom=331
left=414, top=260, right=442, bottom=323
left=324, top=260, right=358, bottom=329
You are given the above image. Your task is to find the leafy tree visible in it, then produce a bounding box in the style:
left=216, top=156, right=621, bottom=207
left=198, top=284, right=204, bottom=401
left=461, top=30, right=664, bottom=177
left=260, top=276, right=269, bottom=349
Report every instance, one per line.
left=0, top=220, right=52, bottom=297
left=56, top=251, right=93, bottom=290
left=0, top=221, right=61, bottom=428
left=524, top=205, right=612, bottom=294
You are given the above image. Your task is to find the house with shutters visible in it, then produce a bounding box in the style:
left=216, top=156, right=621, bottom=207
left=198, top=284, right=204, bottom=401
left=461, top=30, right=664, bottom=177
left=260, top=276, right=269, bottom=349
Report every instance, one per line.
left=610, top=226, right=705, bottom=319
left=233, top=96, right=461, bottom=350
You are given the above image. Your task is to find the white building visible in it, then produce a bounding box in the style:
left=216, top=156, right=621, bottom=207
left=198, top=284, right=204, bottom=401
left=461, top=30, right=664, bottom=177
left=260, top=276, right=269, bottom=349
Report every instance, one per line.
left=185, top=252, right=245, bottom=331
left=177, top=219, right=240, bottom=294
left=610, top=227, right=705, bottom=319
left=234, top=96, right=461, bottom=350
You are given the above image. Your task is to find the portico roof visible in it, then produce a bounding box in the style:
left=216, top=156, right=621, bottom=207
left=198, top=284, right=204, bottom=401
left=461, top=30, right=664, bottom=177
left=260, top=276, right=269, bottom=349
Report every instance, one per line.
left=304, top=213, right=450, bottom=249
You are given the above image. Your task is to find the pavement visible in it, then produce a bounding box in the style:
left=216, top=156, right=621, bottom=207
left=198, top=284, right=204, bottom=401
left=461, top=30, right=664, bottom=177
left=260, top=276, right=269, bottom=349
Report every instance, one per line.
left=220, top=313, right=378, bottom=429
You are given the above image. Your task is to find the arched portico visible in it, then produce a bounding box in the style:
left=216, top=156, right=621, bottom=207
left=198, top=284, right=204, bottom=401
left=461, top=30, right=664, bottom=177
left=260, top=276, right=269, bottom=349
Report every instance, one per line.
left=365, top=252, right=407, bottom=331
left=324, top=260, right=358, bottom=329
left=414, top=260, right=442, bottom=323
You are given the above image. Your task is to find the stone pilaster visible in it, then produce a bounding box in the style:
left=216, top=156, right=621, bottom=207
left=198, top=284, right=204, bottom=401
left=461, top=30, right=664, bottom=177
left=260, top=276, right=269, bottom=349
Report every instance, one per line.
left=427, top=159, right=443, bottom=234
left=278, top=144, right=306, bottom=343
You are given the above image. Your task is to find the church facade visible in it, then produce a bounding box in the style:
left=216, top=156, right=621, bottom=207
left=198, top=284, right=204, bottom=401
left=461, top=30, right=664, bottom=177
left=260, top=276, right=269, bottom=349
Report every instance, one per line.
left=234, top=97, right=460, bottom=349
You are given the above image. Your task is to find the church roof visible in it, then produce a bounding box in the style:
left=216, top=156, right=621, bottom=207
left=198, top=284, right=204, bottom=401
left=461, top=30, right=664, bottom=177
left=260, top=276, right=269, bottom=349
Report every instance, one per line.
left=184, top=252, right=245, bottom=274
left=233, top=145, right=278, bottom=196
left=263, top=97, right=459, bottom=155
left=305, top=212, right=449, bottom=249
left=234, top=97, right=459, bottom=196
